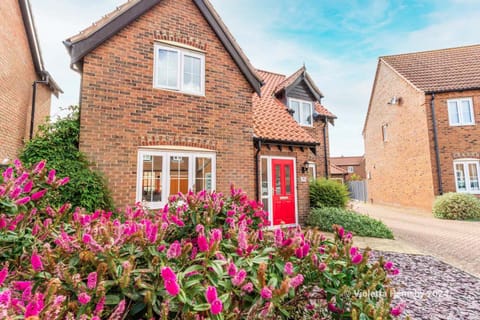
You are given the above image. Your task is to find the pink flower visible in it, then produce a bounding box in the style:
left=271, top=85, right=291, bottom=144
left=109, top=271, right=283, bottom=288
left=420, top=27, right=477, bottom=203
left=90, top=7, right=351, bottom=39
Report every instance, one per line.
left=13, top=281, right=32, bottom=291
left=290, top=274, right=304, bottom=288
left=318, top=262, right=327, bottom=272
left=33, top=160, right=46, bottom=173
left=228, top=262, right=237, bottom=276
left=0, top=265, right=8, bottom=286
left=109, top=299, right=126, bottom=319
left=210, top=299, right=223, bottom=315
left=0, top=289, right=11, bottom=305
left=195, top=224, right=205, bottom=234
left=197, top=235, right=209, bottom=252
left=232, top=269, right=247, bottom=286
left=241, top=282, right=254, bottom=293
left=390, top=303, right=405, bottom=316
left=31, top=252, right=44, bottom=271
left=2, top=167, right=13, bottom=181
left=284, top=262, right=294, bottom=275
left=15, top=196, right=30, bottom=205
left=351, top=254, right=363, bottom=265
left=337, top=226, right=345, bottom=239
left=9, top=186, right=21, bottom=199
left=164, top=279, right=180, bottom=296
left=205, top=286, right=218, bottom=303
left=24, top=300, right=41, bottom=317
left=82, top=233, right=93, bottom=244
left=94, top=296, right=105, bottom=315
left=22, top=180, right=33, bottom=193
left=392, top=268, right=400, bottom=276
left=47, top=169, right=56, bottom=184
left=350, top=247, right=358, bottom=256
left=57, top=177, right=70, bottom=186
left=87, top=272, right=97, bottom=290
left=211, top=228, right=222, bottom=242
left=261, top=287, right=272, bottom=300
left=384, top=261, right=393, bottom=270
left=167, top=241, right=182, bottom=259
left=274, top=228, right=284, bottom=246
left=160, top=267, right=177, bottom=281
left=78, top=292, right=91, bottom=305
left=31, top=189, right=47, bottom=201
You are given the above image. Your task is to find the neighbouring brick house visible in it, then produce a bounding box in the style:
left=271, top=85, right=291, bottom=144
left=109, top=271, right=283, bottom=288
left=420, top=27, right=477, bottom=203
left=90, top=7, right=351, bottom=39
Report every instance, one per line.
left=363, top=45, right=480, bottom=211
left=0, top=0, right=62, bottom=164
left=64, top=0, right=336, bottom=226
left=330, top=156, right=366, bottom=181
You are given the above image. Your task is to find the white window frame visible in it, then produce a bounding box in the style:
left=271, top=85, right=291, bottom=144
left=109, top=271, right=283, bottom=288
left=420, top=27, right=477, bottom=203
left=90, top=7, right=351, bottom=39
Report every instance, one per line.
left=288, top=98, right=314, bottom=127
left=153, top=43, right=205, bottom=96
left=307, top=162, right=316, bottom=180
left=447, top=98, right=475, bottom=126
left=382, top=124, right=388, bottom=142
left=453, top=159, right=480, bottom=194
left=136, top=149, right=216, bottom=208
left=347, top=166, right=354, bottom=173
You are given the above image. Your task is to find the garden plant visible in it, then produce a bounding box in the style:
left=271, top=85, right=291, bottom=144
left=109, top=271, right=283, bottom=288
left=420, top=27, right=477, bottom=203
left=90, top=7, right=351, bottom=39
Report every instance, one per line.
left=0, top=160, right=406, bottom=319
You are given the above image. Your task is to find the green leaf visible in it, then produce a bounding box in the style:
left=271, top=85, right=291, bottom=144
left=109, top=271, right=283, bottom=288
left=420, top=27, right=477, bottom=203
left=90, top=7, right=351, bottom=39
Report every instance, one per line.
left=105, top=295, right=121, bottom=305
left=193, top=303, right=211, bottom=311
left=178, top=289, right=187, bottom=304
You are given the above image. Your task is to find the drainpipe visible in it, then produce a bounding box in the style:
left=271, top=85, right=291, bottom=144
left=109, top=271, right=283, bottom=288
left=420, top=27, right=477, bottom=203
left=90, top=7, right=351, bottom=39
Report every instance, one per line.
left=30, top=75, right=50, bottom=139
left=323, top=117, right=329, bottom=178
left=430, top=93, right=443, bottom=195
left=254, top=139, right=262, bottom=201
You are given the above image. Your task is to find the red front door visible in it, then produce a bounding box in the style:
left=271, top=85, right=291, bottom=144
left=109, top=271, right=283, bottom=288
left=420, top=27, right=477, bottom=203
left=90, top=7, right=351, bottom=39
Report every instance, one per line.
left=272, top=159, right=296, bottom=226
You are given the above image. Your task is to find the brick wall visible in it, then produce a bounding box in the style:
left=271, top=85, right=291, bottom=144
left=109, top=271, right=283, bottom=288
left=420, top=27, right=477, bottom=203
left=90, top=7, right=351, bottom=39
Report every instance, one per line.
left=79, top=0, right=255, bottom=208
left=426, top=90, right=480, bottom=195
left=0, top=0, right=51, bottom=161
left=364, top=61, right=435, bottom=210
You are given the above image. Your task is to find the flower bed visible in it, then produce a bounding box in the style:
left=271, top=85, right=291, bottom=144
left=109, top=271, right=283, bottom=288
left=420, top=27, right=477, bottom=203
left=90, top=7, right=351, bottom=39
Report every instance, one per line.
left=0, top=160, right=405, bottom=319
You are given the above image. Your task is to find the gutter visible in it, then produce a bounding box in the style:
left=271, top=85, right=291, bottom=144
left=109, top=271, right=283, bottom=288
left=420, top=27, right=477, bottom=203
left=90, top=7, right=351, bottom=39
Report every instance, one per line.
left=30, top=74, right=50, bottom=139
left=323, top=116, right=329, bottom=178
left=429, top=93, right=443, bottom=195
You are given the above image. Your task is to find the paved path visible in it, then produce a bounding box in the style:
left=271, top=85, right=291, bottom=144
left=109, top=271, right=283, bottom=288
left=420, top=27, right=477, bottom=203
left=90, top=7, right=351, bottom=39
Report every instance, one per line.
left=351, top=201, right=480, bottom=278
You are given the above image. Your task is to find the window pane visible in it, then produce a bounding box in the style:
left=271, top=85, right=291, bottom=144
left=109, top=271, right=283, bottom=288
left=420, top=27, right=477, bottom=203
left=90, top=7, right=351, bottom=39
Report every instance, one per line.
left=261, top=158, right=268, bottom=198
left=195, top=157, right=212, bottom=192
left=308, top=163, right=316, bottom=180
left=183, top=55, right=201, bottom=93
left=157, top=49, right=178, bottom=88
left=169, top=156, right=189, bottom=196
left=448, top=101, right=460, bottom=124
left=468, top=163, right=479, bottom=190
left=456, top=163, right=466, bottom=191
left=461, top=100, right=473, bottom=124
left=142, top=155, right=162, bottom=202
left=301, top=102, right=312, bottom=125
left=285, top=165, right=291, bottom=194
left=275, top=164, right=281, bottom=195
left=290, top=101, right=300, bottom=123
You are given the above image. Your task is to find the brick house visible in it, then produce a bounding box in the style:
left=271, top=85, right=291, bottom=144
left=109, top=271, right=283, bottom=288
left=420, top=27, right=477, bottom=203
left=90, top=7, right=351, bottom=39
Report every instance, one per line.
left=330, top=156, right=366, bottom=181
left=64, top=0, right=336, bottom=226
left=0, top=0, right=62, bottom=164
left=363, top=45, right=480, bottom=211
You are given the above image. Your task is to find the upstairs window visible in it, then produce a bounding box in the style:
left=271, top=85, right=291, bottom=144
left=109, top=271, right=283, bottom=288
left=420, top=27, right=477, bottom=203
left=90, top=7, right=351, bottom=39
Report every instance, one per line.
left=347, top=166, right=354, bottom=173
left=454, top=159, right=480, bottom=193
left=288, top=98, right=313, bottom=126
left=448, top=98, right=474, bottom=126
left=154, top=44, right=205, bottom=95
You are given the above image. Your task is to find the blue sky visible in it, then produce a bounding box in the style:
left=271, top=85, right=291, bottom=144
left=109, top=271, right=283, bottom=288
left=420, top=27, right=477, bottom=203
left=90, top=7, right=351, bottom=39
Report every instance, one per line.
left=30, top=0, right=480, bottom=156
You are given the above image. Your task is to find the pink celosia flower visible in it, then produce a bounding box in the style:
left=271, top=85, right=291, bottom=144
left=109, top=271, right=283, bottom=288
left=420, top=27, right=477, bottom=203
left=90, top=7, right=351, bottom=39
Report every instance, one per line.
left=0, top=289, right=11, bottom=305
left=318, top=262, right=327, bottom=272
left=57, top=177, right=70, bottom=186
left=31, top=252, right=44, bottom=271
left=94, top=296, right=105, bottom=315
left=328, top=303, right=342, bottom=313
left=197, top=235, right=209, bottom=252
left=392, top=268, right=400, bottom=276
left=47, top=169, right=56, bottom=184
left=78, top=292, right=91, bottom=305
left=210, top=299, right=223, bottom=315
left=337, top=226, right=345, bottom=239
left=24, top=300, right=41, bottom=317
left=290, top=274, right=304, bottom=288
left=167, top=241, right=182, bottom=259
left=351, top=254, right=363, bottom=265
left=258, top=229, right=264, bottom=240
left=2, top=167, right=13, bottom=181
left=109, top=299, right=126, bottom=320
left=15, top=172, right=29, bottom=185
left=261, top=287, right=272, bottom=300
left=384, top=261, right=393, bottom=270
left=195, top=224, right=205, bottom=234
left=15, top=196, right=30, bottom=205
left=82, top=233, right=93, bottom=244
left=9, top=186, right=22, bottom=199
left=160, top=267, right=177, bottom=281
left=31, top=189, right=47, bottom=201
left=205, top=286, right=218, bottom=303
left=211, top=228, right=222, bottom=242
left=13, top=281, right=32, bottom=291
left=274, top=228, right=284, bottom=247
left=0, top=265, right=8, bottom=286
left=164, top=279, right=180, bottom=296
left=157, top=245, right=166, bottom=252
left=87, top=272, right=98, bottom=290
left=33, top=160, right=46, bottom=173
left=232, top=269, right=247, bottom=286
left=390, top=303, right=405, bottom=316
left=23, top=180, right=33, bottom=193
left=241, top=282, right=254, bottom=293
left=350, top=247, right=358, bottom=256
left=228, top=262, right=237, bottom=276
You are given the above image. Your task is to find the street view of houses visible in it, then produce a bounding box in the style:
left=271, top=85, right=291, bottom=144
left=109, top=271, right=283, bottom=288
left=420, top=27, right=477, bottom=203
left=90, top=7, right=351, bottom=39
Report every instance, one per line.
left=0, top=0, right=479, bottom=319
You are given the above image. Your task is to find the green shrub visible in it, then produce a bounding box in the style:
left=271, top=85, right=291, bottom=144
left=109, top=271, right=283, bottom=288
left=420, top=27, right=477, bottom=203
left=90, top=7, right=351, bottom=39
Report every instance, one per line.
left=433, top=192, right=480, bottom=220
left=19, top=106, right=113, bottom=211
left=309, top=178, right=349, bottom=208
left=307, top=207, right=394, bottom=239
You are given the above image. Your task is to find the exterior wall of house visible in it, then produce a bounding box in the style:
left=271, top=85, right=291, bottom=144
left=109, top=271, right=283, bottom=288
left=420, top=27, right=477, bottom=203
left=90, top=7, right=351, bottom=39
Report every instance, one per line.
left=79, top=0, right=255, bottom=208
left=425, top=90, right=480, bottom=195
left=331, top=159, right=366, bottom=181
left=0, top=0, right=51, bottom=161
left=364, top=61, right=434, bottom=210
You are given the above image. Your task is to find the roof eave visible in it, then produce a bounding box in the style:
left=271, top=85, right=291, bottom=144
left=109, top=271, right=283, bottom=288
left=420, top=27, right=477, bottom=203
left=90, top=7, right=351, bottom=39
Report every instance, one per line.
left=253, top=137, right=319, bottom=147
left=425, top=86, right=480, bottom=94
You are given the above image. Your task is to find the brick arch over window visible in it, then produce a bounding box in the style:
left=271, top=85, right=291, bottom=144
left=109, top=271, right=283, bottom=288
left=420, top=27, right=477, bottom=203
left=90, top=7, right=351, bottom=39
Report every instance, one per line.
left=138, top=135, right=217, bottom=151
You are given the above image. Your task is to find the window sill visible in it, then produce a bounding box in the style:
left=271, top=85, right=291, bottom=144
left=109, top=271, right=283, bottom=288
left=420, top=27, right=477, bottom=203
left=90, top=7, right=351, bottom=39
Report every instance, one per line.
left=153, top=86, right=205, bottom=97
left=449, top=123, right=476, bottom=127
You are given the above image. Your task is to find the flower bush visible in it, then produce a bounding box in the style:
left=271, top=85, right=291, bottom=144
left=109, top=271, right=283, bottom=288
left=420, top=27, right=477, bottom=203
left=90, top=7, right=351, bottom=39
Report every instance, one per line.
left=0, top=160, right=406, bottom=319
left=432, top=192, right=480, bottom=220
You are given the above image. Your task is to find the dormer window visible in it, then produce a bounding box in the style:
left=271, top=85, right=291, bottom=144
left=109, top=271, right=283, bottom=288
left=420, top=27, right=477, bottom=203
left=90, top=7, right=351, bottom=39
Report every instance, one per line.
left=153, top=43, right=205, bottom=95
left=288, top=98, right=313, bottom=126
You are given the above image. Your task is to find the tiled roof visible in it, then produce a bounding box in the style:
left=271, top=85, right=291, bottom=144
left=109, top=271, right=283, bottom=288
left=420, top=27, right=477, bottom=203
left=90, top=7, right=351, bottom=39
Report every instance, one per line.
left=330, top=156, right=364, bottom=166
left=381, top=44, right=480, bottom=93
left=274, top=66, right=305, bottom=93
left=253, top=69, right=335, bottom=144
left=330, top=163, right=347, bottom=175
